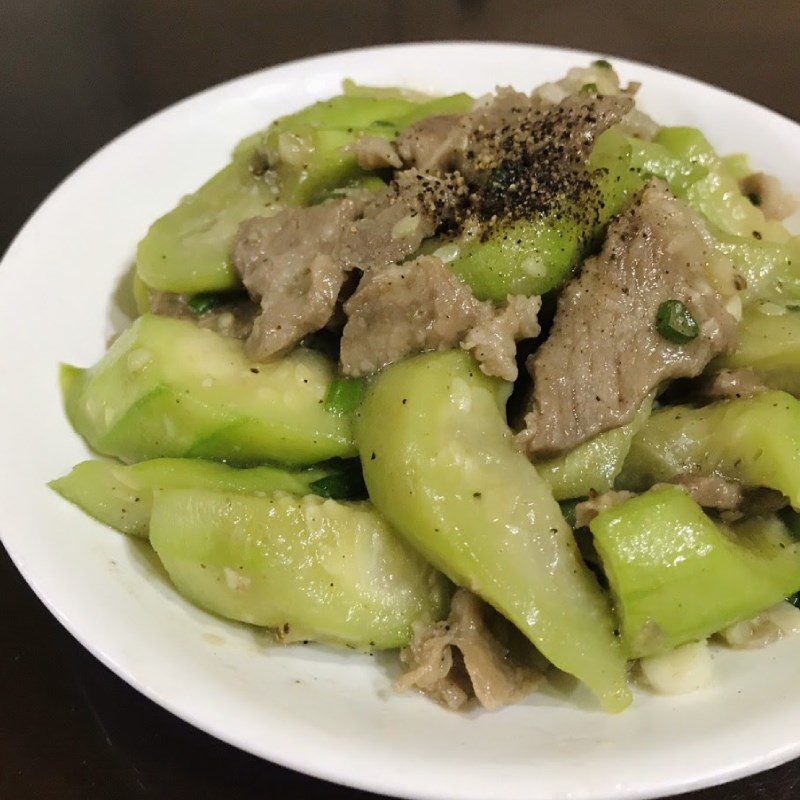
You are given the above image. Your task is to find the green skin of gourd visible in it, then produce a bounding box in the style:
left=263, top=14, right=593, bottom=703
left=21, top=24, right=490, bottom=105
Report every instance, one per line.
left=149, top=488, right=450, bottom=650
left=355, top=349, right=631, bottom=712
left=712, top=305, right=800, bottom=395
left=62, top=314, right=356, bottom=466
left=617, top=390, right=800, bottom=507
left=49, top=458, right=332, bottom=537
left=136, top=89, right=472, bottom=295
left=537, top=396, right=653, bottom=501
left=591, top=485, right=800, bottom=658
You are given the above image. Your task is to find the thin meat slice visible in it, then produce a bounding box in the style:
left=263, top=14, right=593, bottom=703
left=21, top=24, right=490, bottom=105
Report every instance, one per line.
left=575, top=490, right=637, bottom=528
left=517, top=180, right=739, bottom=457
left=340, top=255, right=483, bottom=376
left=396, top=92, right=632, bottom=186
left=395, top=112, right=470, bottom=174
left=348, top=135, right=402, bottom=170
left=337, top=171, right=456, bottom=272
left=461, top=295, right=541, bottom=382
left=396, top=589, right=544, bottom=711
left=233, top=197, right=367, bottom=360
left=672, top=475, right=744, bottom=511
left=340, top=255, right=540, bottom=379
left=232, top=174, right=463, bottom=361
left=692, top=368, right=767, bottom=401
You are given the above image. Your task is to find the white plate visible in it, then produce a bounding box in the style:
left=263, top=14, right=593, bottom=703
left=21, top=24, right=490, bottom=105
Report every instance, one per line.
left=2, top=42, right=800, bottom=800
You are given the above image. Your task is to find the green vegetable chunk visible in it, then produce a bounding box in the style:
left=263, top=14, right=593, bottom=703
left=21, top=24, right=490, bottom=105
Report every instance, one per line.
left=449, top=128, right=645, bottom=301
left=712, top=305, right=800, bottom=395
left=356, top=350, right=631, bottom=712
left=136, top=138, right=278, bottom=294
left=538, top=398, right=653, bottom=500
left=49, top=458, right=330, bottom=537
left=62, top=315, right=356, bottom=466
left=655, top=299, right=699, bottom=344
left=618, top=391, right=800, bottom=506
left=591, top=485, right=800, bottom=657
left=260, top=88, right=473, bottom=206
left=713, top=229, right=800, bottom=306
left=653, top=127, right=790, bottom=243
left=150, top=488, right=450, bottom=649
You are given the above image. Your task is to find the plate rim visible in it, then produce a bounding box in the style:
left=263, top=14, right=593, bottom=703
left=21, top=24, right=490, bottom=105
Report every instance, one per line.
left=2, top=40, right=800, bottom=800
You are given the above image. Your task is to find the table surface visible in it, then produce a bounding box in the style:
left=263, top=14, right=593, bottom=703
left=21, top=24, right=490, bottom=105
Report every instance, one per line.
left=3, top=1, right=800, bottom=798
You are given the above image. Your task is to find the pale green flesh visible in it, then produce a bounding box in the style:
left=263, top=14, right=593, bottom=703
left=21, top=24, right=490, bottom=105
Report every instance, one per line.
left=63, top=315, right=356, bottom=465
left=649, top=127, right=790, bottom=242
left=137, top=144, right=278, bottom=294
left=149, top=489, right=450, bottom=649
left=617, top=391, right=800, bottom=507
left=538, top=397, right=653, bottom=501
left=712, top=305, right=800, bottom=395
left=592, top=485, right=800, bottom=657
left=49, top=458, right=330, bottom=537
left=355, top=350, right=631, bottom=712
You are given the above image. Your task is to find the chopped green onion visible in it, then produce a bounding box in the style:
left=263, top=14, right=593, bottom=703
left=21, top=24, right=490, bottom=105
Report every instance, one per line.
left=592, top=59, right=613, bottom=70
left=186, top=292, right=223, bottom=315
left=581, top=82, right=599, bottom=94
left=309, top=461, right=368, bottom=500
left=655, top=300, right=699, bottom=344
left=324, top=377, right=365, bottom=415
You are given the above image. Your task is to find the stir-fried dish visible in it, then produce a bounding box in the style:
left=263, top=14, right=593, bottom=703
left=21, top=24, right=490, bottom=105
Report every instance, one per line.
left=52, top=62, right=800, bottom=712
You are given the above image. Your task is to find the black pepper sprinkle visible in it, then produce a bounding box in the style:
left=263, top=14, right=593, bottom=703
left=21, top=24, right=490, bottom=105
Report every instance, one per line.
left=385, top=96, right=620, bottom=244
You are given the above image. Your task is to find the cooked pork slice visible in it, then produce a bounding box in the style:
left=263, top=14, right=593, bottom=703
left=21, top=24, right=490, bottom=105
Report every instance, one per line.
left=340, top=255, right=484, bottom=376
left=692, top=368, right=767, bottom=401
left=233, top=197, right=367, bottom=360
left=395, top=113, right=470, bottom=174
left=574, top=490, right=637, bottom=528
left=518, top=180, right=739, bottom=457
left=148, top=290, right=258, bottom=339
left=461, top=295, right=542, bottom=382
left=396, top=93, right=632, bottom=185
left=396, top=589, right=543, bottom=711
left=739, top=172, right=799, bottom=221
left=349, top=134, right=402, bottom=170
left=337, top=171, right=455, bottom=272
left=340, top=255, right=541, bottom=378
left=672, top=475, right=744, bottom=511
left=233, top=171, right=467, bottom=361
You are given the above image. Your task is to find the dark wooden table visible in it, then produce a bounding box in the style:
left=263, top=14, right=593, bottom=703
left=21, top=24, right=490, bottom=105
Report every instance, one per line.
left=3, top=2, right=799, bottom=798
